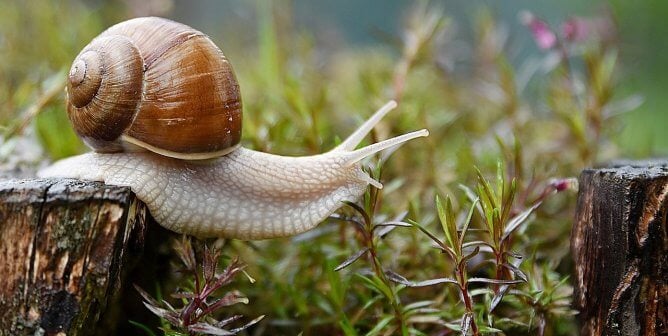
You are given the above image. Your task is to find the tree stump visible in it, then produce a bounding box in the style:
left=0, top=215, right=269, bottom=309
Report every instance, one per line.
left=573, top=161, right=667, bottom=335
left=0, top=178, right=149, bottom=335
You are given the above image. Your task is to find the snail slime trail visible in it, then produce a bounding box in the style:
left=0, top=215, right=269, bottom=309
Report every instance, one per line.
left=39, top=17, right=429, bottom=240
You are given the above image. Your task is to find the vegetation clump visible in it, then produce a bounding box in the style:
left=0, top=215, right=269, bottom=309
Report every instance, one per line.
left=0, top=1, right=641, bottom=335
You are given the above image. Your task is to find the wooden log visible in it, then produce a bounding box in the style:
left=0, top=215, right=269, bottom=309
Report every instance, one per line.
left=572, top=161, right=668, bottom=336
left=0, top=178, right=149, bottom=335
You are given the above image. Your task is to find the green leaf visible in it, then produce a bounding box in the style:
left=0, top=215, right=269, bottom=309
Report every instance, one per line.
left=496, top=159, right=504, bottom=203
left=478, top=325, right=504, bottom=334
left=361, top=295, right=383, bottom=311
left=476, top=183, right=495, bottom=235
left=490, top=285, right=511, bottom=312
left=459, top=197, right=479, bottom=248
left=502, top=262, right=529, bottom=282
left=188, top=323, right=235, bottom=335
left=343, top=201, right=372, bottom=230
left=128, top=320, right=158, bottom=336
left=385, top=269, right=458, bottom=288
left=365, top=315, right=394, bottom=336
left=476, top=167, right=498, bottom=211
left=462, top=240, right=495, bottom=250
left=133, top=284, right=161, bottom=308
left=500, top=178, right=517, bottom=225
left=355, top=273, right=394, bottom=301
left=492, top=207, right=502, bottom=244
left=402, top=300, right=435, bottom=312
left=406, top=219, right=455, bottom=260
left=339, top=319, right=359, bottom=336
left=406, top=278, right=459, bottom=287
left=468, top=277, right=525, bottom=285
left=458, top=247, right=480, bottom=271
left=459, top=184, right=484, bottom=217
left=502, top=201, right=541, bottom=241
left=335, top=248, right=369, bottom=271
left=164, top=331, right=188, bottom=336
left=436, top=195, right=459, bottom=256
left=230, top=315, right=266, bottom=334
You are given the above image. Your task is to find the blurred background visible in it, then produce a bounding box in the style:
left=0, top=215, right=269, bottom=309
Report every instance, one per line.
left=1, top=0, right=666, bottom=334
left=0, top=0, right=666, bottom=158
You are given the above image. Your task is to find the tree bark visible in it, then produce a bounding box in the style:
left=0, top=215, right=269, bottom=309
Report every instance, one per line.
left=0, top=178, right=149, bottom=335
left=572, top=160, right=667, bottom=336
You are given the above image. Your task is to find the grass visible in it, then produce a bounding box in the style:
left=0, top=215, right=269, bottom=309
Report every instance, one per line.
left=0, top=1, right=643, bottom=335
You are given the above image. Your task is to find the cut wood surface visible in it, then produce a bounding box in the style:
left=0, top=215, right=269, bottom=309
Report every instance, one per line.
left=0, top=178, right=149, bottom=335
left=573, top=161, right=667, bottom=336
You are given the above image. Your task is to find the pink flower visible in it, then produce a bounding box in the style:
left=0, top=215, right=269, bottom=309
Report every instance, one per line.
left=561, top=14, right=616, bottom=44
left=519, top=11, right=557, bottom=50
left=550, top=178, right=578, bottom=192
left=561, top=17, right=589, bottom=42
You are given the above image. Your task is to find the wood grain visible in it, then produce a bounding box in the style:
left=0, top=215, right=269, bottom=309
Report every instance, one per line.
left=573, top=161, right=667, bottom=335
left=0, top=178, right=148, bottom=335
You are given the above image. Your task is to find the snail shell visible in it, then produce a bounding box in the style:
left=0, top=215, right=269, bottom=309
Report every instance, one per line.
left=41, top=16, right=431, bottom=239
left=66, top=17, right=242, bottom=160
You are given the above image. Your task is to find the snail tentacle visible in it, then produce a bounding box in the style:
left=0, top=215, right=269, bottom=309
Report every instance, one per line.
left=41, top=17, right=429, bottom=239
left=39, top=101, right=427, bottom=239
left=334, top=100, right=399, bottom=152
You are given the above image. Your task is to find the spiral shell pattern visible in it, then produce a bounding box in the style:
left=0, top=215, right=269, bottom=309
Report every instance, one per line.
left=66, top=17, right=242, bottom=159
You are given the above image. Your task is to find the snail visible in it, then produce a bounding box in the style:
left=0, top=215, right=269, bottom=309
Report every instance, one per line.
left=38, top=17, right=428, bottom=240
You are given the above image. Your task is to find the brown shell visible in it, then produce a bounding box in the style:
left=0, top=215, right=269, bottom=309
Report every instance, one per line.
left=66, top=17, right=242, bottom=159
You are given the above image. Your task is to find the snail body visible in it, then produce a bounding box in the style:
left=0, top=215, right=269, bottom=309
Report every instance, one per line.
left=39, top=17, right=428, bottom=239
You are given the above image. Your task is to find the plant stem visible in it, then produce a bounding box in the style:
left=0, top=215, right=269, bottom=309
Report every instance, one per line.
left=494, top=250, right=503, bottom=294
left=181, top=293, right=203, bottom=326
left=368, top=245, right=408, bottom=335
left=457, top=266, right=479, bottom=336
left=493, top=238, right=512, bottom=293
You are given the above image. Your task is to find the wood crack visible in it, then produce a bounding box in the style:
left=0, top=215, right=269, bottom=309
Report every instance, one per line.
left=0, top=178, right=151, bottom=335
left=573, top=161, right=667, bottom=335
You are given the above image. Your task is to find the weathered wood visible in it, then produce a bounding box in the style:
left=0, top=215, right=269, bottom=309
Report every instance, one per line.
left=0, top=178, right=149, bottom=335
left=573, top=161, right=667, bottom=336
